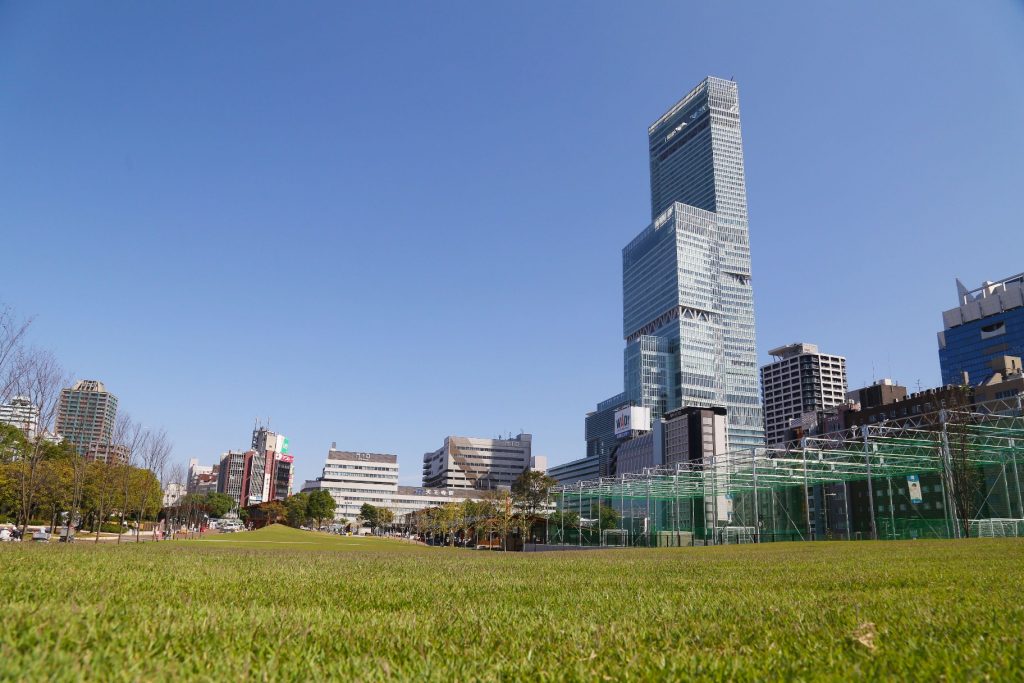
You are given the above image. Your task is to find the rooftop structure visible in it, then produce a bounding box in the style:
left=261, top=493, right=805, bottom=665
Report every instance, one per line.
left=939, top=273, right=1024, bottom=385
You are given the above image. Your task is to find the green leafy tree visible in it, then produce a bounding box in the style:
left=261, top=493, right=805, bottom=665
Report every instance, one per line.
left=306, top=489, right=336, bottom=529
left=511, top=469, right=557, bottom=516
left=486, top=490, right=514, bottom=551
left=598, top=504, right=620, bottom=531
left=204, top=492, right=236, bottom=518
left=360, top=503, right=380, bottom=531
left=260, top=500, right=286, bottom=525
left=285, top=492, right=310, bottom=527
left=549, top=510, right=580, bottom=542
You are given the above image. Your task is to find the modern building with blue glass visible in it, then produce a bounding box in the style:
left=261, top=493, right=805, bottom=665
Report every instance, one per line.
left=939, top=273, right=1024, bottom=386
left=621, top=76, right=764, bottom=450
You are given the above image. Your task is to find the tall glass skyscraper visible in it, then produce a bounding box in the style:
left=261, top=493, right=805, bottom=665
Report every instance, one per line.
left=622, top=76, right=764, bottom=450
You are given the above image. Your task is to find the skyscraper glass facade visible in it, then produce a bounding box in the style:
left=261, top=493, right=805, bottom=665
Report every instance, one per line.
left=940, top=308, right=1024, bottom=386
left=623, top=76, right=764, bottom=450
left=938, top=274, right=1024, bottom=386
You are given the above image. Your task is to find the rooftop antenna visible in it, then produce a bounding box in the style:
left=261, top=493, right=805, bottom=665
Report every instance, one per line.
left=916, top=379, right=923, bottom=393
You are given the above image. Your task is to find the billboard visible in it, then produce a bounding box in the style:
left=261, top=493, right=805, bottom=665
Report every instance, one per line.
left=907, top=474, right=923, bottom=504
left=614, top=406, right=652, bottom=438
left=279, top=454, right=294, bottom=464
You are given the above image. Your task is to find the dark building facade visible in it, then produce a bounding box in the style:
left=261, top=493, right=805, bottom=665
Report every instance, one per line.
left=846, top=379, right=908, bottom=411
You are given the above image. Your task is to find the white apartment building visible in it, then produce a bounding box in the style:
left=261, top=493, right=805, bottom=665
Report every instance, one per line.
left=301, top=445, right=485, bottom=522
left=0, top=396, right=40, bottom=439
left=760, top=343, right=848, bottom=446
left=421, top=433, right=533, bottom=490
left=302, top=448, right=400, bottom=521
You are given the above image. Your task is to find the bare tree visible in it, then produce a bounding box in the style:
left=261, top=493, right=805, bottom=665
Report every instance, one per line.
left=0, top=305, right=33, bottom=400
left=112, top=413, right=148, bottom=544
left=12, top=348, right=72, bottom=535
left=166, top=462, right=187, bottom=539
left=136, top=428, right=171, bottom=542
left=941, top=386, right=982, bottom=538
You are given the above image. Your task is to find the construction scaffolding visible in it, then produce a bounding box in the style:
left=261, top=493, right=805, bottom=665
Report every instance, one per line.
left=549, top=395, right=1024, bottom=547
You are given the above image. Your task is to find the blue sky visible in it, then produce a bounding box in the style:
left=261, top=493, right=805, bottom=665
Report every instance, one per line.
left=2, top=2, right=1022, bottom=485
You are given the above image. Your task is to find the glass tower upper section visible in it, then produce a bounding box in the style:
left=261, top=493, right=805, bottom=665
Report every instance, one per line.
left=623, top=76, right=763, bottom=450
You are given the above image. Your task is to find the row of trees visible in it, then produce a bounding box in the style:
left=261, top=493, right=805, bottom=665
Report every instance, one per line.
left=407, top=470, right=624, bottom=550
left=0, top=304, right=174, bottom=537
left=0, top=423, right=164, bottom=538
left=238, top=489, right=336, bottom=529
left=407, top=470, right=573, bottom=550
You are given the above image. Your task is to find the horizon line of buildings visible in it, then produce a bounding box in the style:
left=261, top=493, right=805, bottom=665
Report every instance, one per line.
left=300, top=432, right=548, bottom=523
left=4, top=75, right=1021, bottom=531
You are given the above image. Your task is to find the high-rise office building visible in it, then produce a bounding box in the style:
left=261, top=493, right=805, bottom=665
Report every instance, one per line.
left=760, top=343, right=847, bottom=446
left=622, top=76, right=763, bottom=450
left=217, top=450, right=248, bottom=507
left=55, top=379, right=118, bottom=457
left=422, top=433, right=533, bottom=490
left=938, top=273, right=1024, bottom=386
left=250, top=426, right=293, bottom=504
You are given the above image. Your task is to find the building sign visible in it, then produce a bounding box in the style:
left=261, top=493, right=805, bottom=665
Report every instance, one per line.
left=614, top=406, right=652, bottom=438
left=281, top=438, right=290, bottom=455
left=907, top=474, right=923, bottom=504
left=279, top=455, right=294, bottom=464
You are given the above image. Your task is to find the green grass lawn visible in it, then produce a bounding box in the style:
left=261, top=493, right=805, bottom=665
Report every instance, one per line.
left=2, top=524, right=1022, bottom=681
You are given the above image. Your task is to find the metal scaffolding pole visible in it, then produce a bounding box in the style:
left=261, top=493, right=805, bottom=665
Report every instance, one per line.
left=1013, top=395, right=1024, bottom=518
left=886, top=476, right=896, bottom=539
left=545, top=491, right=550, bottom=545
left=938, top=466, right=953, bottom=539
left=939, top=411, right=961, bottom=539
left=646, top=479, right=651, bottom=547
left=802, top=441, right=812, bottom=541
left=578, top=485, right=583, bottom=547
left=711, top=456, right=719, bottom=546
left=863, top=427, right=878, bottom=540
left=673, top=473, right=680, bottom=545
left=844, top=480, right=852, bottom=540
left=1012, top=447, right=1024, bottom=520
left=560, top=492, right=565, bottom=545
left=752, top=450, right=760, bottom=543
left=1002, top=456, right=1012, bottom=519
left=620, top=481, right=626, bottom=546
